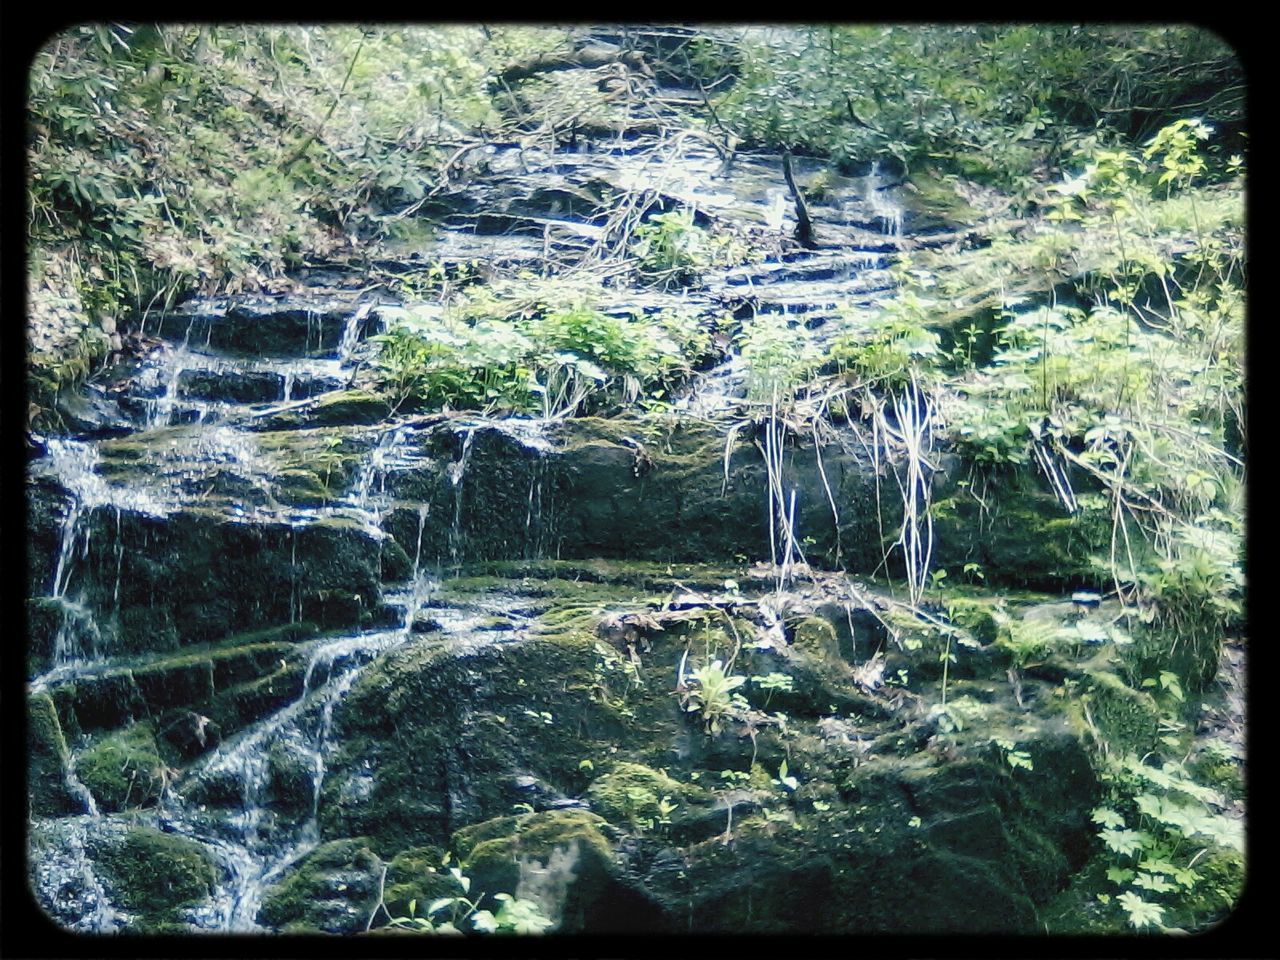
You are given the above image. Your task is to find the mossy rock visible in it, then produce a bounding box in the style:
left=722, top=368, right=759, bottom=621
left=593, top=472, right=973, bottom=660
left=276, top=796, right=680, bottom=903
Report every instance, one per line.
left=791, top=615, right=841, bottom=660
left=938, top=595, right=1006, bottom=645
left=203, top=659, right=307, bottom=740
left=382, top=845, right=463, bottom=920
left=932, top=477, right=1110, bottom=590
left=28, top=691, right=84, bottom=817
left=585, top=762, right=708, bottom=829
left=90, top=827, right=215, bottom=929
left=258, top=837, right=384, bottom=933
left=207, top=630, right=316, bottom=688
left=76, top=722, right=167, bottom=811
left=265, top=738, right=319, bottom=816
left=456, top=809, right=625, bottom=932
left=901, top=167, right=981, bottom=231
left=132, top=658, right=215, bottom=712
left=56, top=669, right=148, bottom=733
left=1081, top=669, right=1161, bottom=756
left=249, top=389, right=391, bottom=429
left=26, top=597, right=64, bottom=677
left=320, top=630, right=623, bottom=855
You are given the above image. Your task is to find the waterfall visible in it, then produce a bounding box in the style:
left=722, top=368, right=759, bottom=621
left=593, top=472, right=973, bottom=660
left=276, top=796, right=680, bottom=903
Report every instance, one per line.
left=348, top=424, right=417, bottom=534
left=44, top=441, right=114, bottom=668
left=404, top=503, right=432, bottom=635
left=160, top=626, right=416, bottom=931
left=448, top=427, right=477, bottom=564
left=337, top=303, right=373, bottom=366
left=865, top=162, right=903, bottom=239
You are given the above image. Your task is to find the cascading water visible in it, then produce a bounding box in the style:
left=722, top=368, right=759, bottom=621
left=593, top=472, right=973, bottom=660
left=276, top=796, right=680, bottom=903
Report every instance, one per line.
left=337, top=302, right=373, bottom=366
left=39, top=440, right=149, bottom=675
left=865, top=162, right=904, bottom=239
left=30, top=816, right=124, bottom=933
left=448, top=427, right=477, bottom=564
left=347, top=423, right=422, bottom=535
left=159, top=622, right=421, bottom=931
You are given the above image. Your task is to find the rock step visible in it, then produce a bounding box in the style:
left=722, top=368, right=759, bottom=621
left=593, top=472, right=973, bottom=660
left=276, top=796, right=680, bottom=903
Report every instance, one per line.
left=139, top=298, right=382, bottom=360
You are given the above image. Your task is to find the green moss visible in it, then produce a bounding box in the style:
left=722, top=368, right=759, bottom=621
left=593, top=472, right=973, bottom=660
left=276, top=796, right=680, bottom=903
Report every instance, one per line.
left=791, top=615, right=840, bottom=660
left=132, top=659, right=215, bottom=712
left=254, top=389, right=391, bottom=429
left=457, top=809, right=618, bottom=926
left=57, top=669, right=147, bottom=733
left=28, top=691, right=81, bottom=817
left=91, top=827, right=215, bottom=928
left=383, top=845, right=462, bottom=919
left=586, top=762, right=707, bottom=829
left=453, top=816, right=522, bottom=861
left=939, top=595, right=1005, bottom=645
left=932, top=477, right=1110, bottom=589
left=204, top=659, right=307, bottom=739
left=902, top=167, right=980, bottom=229
left=1083, top=669, right=1161, bottom=756
left=258, top=838, right=383, bottom=932
left=76, top=722, right=167, bottom=811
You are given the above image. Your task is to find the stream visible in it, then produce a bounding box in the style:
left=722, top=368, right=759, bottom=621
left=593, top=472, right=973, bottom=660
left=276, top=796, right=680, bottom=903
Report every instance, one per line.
left=25, top=46, right=1244, bottom=937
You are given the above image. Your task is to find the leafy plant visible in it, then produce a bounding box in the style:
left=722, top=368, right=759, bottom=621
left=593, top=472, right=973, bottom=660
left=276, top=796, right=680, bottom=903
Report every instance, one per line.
left=678, top=658, right=747, bottom=734
left=751, top=672, right=794, bottom=708
left=632, top=209, right=713, bottom=287
left=1090, top=753, right=1243, bottom=932
left=386, top=865, right=554, bottom=935
left=739, top=313, right=822, bottom=402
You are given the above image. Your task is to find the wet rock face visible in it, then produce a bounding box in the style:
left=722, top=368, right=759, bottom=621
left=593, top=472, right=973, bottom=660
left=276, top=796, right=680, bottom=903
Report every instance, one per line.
left=256, top=838, right=384, bottom=933
left=25, top=44, right=1197, bottom=936
left=296, top=565, right=1101, bottom=934
left=147, top=300, right=377, bottom=359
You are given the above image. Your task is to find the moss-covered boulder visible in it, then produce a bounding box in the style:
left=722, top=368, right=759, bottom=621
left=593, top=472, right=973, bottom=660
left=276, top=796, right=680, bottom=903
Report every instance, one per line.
left=586, top=762, right=709, bottom=831
left=26, top=494, right=406, bottom=658
left=381, top=845, right=462, bottom=921
left=454, top=809, right=662, bottom=932
left=76, top=722, right=167, bottom=811
left=1079, top=669, right=1162, bottom=756
left=931, top=473, right=1112, bottom=590
left=28, top=692, right=85, bottom=817
left=90, top=827, right=215, bottom=931
left=257, top=837, right=384, bottom=933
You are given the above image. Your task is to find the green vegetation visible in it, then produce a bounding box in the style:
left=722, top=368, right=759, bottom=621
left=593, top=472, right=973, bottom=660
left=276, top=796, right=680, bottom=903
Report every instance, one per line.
left=711, top=26, right=1242, bottom=186
left=26, top=23, right=1243, bottom=938
left=386, top=864, right=554, bottom=935
left=24, top=24, right=545, bottom=426
left=76, top=722, right=167, bottom=811
left=1087, top=754, right=1242, bottom=931
left=370, top=299, right=704, bottom=417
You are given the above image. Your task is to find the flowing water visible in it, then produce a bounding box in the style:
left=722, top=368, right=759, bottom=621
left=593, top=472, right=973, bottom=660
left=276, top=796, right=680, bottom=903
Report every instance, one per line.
left=159, top=621, right=419, bottom=931
left=26, top=119, right=922, bottom=932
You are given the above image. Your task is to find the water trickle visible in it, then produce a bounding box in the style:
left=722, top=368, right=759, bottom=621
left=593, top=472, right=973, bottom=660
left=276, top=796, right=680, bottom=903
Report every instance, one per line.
left=161, top=627, right=414, bottom=931
left=865, top=162, right=903, bottom=239
left=448, top=428, right=477, bottom=564
left=337, top=303, right=373, bottom=365
left=404, top=503, right=432, bottom=634
left=45, top=441, right=113, bottom=666
left=348, top=424, right=416, bottom=531
left=111, top=506, right=124, bottom=613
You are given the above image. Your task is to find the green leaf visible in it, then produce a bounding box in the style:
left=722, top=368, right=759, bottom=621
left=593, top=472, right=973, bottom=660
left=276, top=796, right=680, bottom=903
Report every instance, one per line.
left=1133, top=872, right=1175, bottom=894
left=1106, top=866, right=1135, bottom=886
left=1117, top=891, right=1165, bottom=929
left=1091, top=806, right=1126, bottom=829
left=1101, top=828, right=1148, bottom=858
